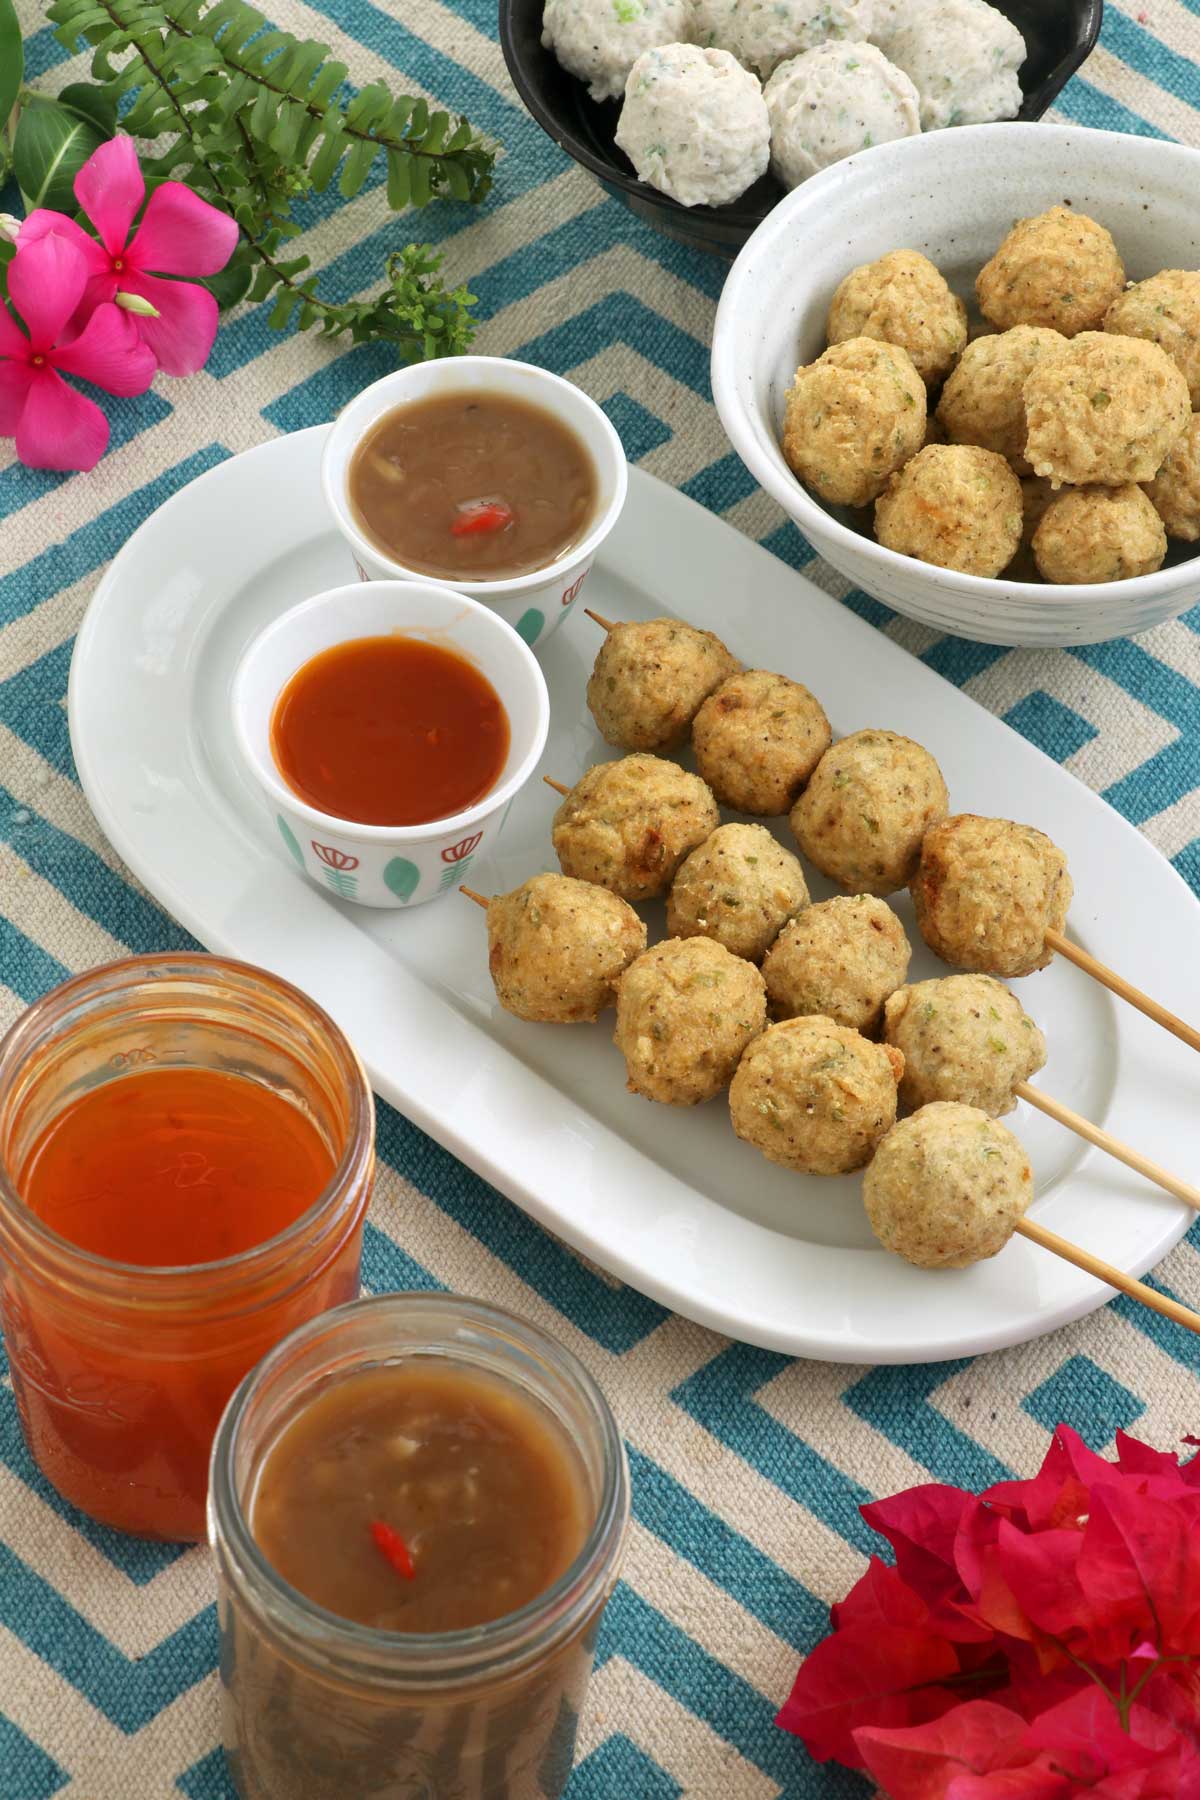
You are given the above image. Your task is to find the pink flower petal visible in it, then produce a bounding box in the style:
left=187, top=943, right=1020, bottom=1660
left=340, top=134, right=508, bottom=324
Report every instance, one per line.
left=0, top=304, right=31, bottom=362
left=7, top=234, right=89, bottom=350
left=118, top=272, right=219, bottom=376
left=74, top=136, right=144, bottom=258
left=128, top=182, right=238, bottom=278
left=13, top=366, right=110, bottom=470
left=52, top=301, right=156, bottom=397
left=0, top=359, right=35, bottom=433
left=17, top=210, right=111, bottom=278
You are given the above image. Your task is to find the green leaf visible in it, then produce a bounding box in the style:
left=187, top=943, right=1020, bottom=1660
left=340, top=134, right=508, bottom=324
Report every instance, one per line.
left=385, top=147, right=409, bottom=210
left=409, top=152, right=431, bottom=208
left=204, top=253, right=252, bottom=308
left=337, top=134, right=375, bottom=199
left=12, top=98, right=107, bottom=213
left=0, top=0, right=23, bottom=140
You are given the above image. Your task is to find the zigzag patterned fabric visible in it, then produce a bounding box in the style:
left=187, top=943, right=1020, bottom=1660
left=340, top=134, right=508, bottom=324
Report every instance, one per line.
left=2, top=0, right=1200, bottom=1794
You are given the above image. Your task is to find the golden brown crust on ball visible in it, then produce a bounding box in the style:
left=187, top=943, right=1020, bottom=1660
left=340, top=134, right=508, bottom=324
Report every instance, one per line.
left=586, top=618, right=739, bottom=752
left=1143, top=414, right=1200, bottom=542
left=783, top=337, right=927, bottom=509
left=790, top=729, right=950, bottom=897
left=762, top=894, right=912, bottom=1035
left=486, top=875, right=647, bottom=1024
left=691, top=669, right=833, bottom=817
left=552, top=754, right=719, bottom=902
left=882, top=974, right=1047, bottom=1116
left=827, top=249, right=968, bottom=388
left=613, top=936, right=767, bottom=1106
left=1105, top=269, right=1200, bottom=408
left=667, top=823, right=810, bottom=963
left=874, top=444, right=1023, bottom=577
left=935, top=325, right=1067, bottom=475
left=729, top=1015, right=903, bottom=1175
left=1032, top=483, right=1167, bottom=584
left=1022, top=332, right=1190, bottom=488
left=910, top=813, right=1073, bottom=978
left=976, top=207, right=1125, bottom=338
left=863, top=1102, right=1033, bottom=1268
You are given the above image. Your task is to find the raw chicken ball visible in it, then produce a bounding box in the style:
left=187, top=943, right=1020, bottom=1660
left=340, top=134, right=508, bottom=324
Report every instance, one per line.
left=614, top=937, right=766, bottom=1105
left=667, top=823, right=810, bottom=963
left=875, top=444, right=1023, bottom=577
left=541, top=0, right=692, bottom=101
left=586, top=617, right=739, bottom=752
left=1032, top=484, right=1167, bottom=585
left=827, top=249, right=968, bottom=389
left=873, top=0, right=1025, bottom=131
left=692, top=0, right=867, bottom=81
left=882, top=974, right=1046, bottom=1115
left=691, top=669, right=833, bottom=816
left=910, top=813, right=1073, bottom=979
left=764, top=42, right=919, bottom=190
left=783, top=337, right=926, bottom=509
left=863, top=1102, right=1033, bottom=1269
left=976, top=207, right=1126, bottom=338
left=614, top=44, right=770, bottom=208
left=762, top=894, right=912, bottom=1034
left=729, top=1015, right=903, bottom=1174
left=1023, top=333, right=1190, bottom=488
left=552, top=753, right=719, bottom=901
left=1143, top=414, right=1200, bottom=541
left=791, top=729, right=950, bottom=896
left=935, top=326, right=1067, bottom=474
left=1105, top=269, right=1200, bottom=408
left=485, top=875, right=647, bottom=1024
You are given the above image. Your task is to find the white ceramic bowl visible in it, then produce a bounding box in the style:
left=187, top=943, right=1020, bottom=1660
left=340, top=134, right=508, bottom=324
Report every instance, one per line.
left=321, top=355, right=628, bottom=652
left=232, top=581, right=550, bottom=909
left=712, top=123, right=1200, bottom=648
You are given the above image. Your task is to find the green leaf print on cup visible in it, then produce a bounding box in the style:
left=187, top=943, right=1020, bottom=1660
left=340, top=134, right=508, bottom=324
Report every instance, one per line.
left=515, top=608, right=545, bottom=647
left=277, top=815, right=304, bottom=868
left=384, top=856, right=421, bottom=904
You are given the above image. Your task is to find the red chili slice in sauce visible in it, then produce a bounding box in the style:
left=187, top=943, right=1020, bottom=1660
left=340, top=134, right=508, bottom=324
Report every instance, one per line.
left=450, top=499, right=514, bottom=537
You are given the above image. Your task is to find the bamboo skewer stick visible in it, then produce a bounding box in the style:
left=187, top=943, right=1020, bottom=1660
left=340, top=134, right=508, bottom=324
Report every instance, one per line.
left=583, top=608, right=616, bottom=631
left=1014, top=1216, right=1200, bottom=1336
left=1044, top=927, right=1200, bottom=1056
left=543, top=776, right=570, bottom=796
left=459, top=886, right=489, bottom=910
left=1015, top=1082, right=1200, bottom=1211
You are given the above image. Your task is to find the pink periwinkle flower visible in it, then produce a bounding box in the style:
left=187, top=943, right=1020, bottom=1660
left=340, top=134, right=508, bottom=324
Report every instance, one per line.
left=0, top=234, right=157, bottom=471
left=22, top=136, right=239, bottom=377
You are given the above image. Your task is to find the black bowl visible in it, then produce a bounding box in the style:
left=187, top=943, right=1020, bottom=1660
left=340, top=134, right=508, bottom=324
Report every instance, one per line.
left=499, top=0, right=1104, bottom=257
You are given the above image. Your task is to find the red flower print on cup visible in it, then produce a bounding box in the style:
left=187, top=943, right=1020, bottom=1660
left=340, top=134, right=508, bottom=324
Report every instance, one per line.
left=311, top=842, right=360, bottom=872
left=561, top=571, right=587, bottom=608
left=442, top=832, right=483, bottom=864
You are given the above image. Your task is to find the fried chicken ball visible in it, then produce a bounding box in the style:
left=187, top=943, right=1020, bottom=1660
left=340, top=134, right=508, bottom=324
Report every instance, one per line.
left=827, top=249, right=968, bottom=389
left=1005, top=474, right=1056, bottom=580
left=762, top=894, right=912, bottom=1034
left=1022, top=333, right=1191, bottom=488
left=614, top=937, right=767, bottom=1106
left=935, top=326, right=1066, bottom=474
left=586, top=617, right=740, bottom=752
left=667, top=823, right=810, bottom=963
left=552, top=754, right=719, bottom=902
left=1143, top=413, right=1200, bottom=541
left=874, top=444, right=1023, bottom=577
left=882, top=974, right=1046, bottom=1115
left=910, top=813, right=1073, bottom=979
left=485, top=875, right=647, bottom=1024
left=791, top=729, right=950, bottom=896
left=764, top=43, right=920, bottom=190
left=730, top=1014, right=903, bottom=1175
left=1105, top=269, right=1200, bottom=408
left=691, top=669, right=833, bottom=816
left=1032, top=483, right=1167, bottom=585
left=863, top=1101, right=1033, bottom=1268
left=542, top=0, right=691, bottom=101
left=783, top=337, right=927, bottom=510
left=615, top=44, right=770, bottom=208
left=975, top=206, right=1126, bottom=338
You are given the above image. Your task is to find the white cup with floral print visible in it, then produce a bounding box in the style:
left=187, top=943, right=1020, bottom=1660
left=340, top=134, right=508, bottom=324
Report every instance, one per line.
left=320, top=355, right=628, bottom=652
left=232, top=581, right=549, bottom=909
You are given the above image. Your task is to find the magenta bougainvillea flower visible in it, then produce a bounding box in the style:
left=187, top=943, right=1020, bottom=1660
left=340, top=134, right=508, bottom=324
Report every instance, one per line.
left=0, top=234, right=156, bottom=471
left=21, top=136, right=238, bottom=376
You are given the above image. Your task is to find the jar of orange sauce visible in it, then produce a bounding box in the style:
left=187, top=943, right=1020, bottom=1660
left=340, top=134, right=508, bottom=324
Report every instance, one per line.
left=0, top=954, right=374, bottom=1541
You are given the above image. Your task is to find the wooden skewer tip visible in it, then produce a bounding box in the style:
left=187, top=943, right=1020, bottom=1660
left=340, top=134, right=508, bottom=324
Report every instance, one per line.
left=583, top=608, right=616, bottom=632
left=459, top=886, right=489, bottom=910
left=543, top=776, right=571, bottom=796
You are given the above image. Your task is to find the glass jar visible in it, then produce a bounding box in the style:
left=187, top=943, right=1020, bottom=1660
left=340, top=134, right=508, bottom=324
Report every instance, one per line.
left=0, top=954, right=374, bottom=1541
left=209, top=1294, right=630, bottom=1800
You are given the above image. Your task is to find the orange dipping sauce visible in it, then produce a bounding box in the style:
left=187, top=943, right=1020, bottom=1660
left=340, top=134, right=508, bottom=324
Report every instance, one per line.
left=270, top=634, right=510, bottom=827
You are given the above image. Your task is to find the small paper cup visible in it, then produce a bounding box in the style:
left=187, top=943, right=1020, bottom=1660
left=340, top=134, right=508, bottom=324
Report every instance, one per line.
left=321, top=356, right=628, bottom=651
left=232, top=581, right=550, bottom=909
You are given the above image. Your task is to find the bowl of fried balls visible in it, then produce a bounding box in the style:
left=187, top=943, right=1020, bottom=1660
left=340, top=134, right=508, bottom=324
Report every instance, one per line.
left=712, top=121, right=1200, bottom=645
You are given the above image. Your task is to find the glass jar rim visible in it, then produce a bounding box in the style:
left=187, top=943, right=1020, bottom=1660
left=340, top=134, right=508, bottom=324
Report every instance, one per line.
left=209, top=1292, right=631, bottom=1686
left=0, top=952, right=375, bottom=1304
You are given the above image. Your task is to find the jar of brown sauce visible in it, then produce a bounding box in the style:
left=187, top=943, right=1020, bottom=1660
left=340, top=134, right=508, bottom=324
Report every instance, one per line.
left=208, top=1294, right=630, bottom=1799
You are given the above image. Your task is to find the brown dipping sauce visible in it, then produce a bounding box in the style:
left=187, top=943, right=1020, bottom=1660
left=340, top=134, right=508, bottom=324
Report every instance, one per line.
left=348, top=392, right=598, bottom=580
left=271, top=634, right=509, bottom=827
left=250, top=1363, right=589, bottom=1634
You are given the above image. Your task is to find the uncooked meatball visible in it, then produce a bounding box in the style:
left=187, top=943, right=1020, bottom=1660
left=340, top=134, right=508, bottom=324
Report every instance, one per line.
left=1105, top=269, right=1200, bottom=408
left=910, top=813, right=1073, bottom=979
left=783, top=337, right=927, bottom=509
left=1023, top=333, right=1191, bottom=488
left=1143, top=414, right=1200, bottom=541
left=762, top=895, right=912, bottom=1034
left=875, top=444, right=1023, bottom=577
left=691, top=669, right=832, bottom=816
left=552, top=754, right=719, bottom=902
left=863, top=1102, right=1033, bottom=1269
left=1032, top=484, right=1166, bottom=585
left=873, top=0, right=1025, bottom=132
left=827, top=250, right=968, bottom=389
left=485, top=875, right=647, bottom=1024
left=667, top=823, right=810, bottom=963
left=692, top=0, right=865, bottom=80
left=614, top=937, right=767, bottom=1106
left=729, top=1015, right=903, bottom=1175
left=541, top=0, right=691, bottom=101
left=764, top=43, right=919, bottom=190
left=882, top=974, right=1046, bottom=1115
left=935, top=326, right=1066, bottom=474
left=791, top=729, right=949, bottom=896
left=976, top=207, right=1126, bottom=338
left=615, top=45, right=770, bottom=208
left=586, top=617, right=739, bottom=752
